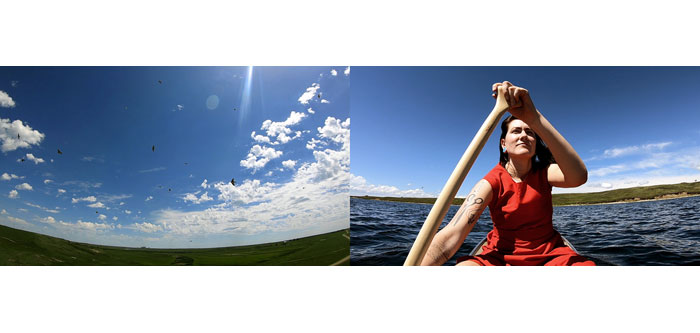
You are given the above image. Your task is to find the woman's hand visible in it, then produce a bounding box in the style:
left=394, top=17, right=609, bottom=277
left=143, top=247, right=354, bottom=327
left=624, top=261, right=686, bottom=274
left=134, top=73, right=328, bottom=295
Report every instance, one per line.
left=492, top=81, right=538, bottom=124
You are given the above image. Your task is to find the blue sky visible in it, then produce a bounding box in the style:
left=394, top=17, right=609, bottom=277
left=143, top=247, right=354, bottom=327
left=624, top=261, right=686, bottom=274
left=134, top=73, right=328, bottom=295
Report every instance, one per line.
left=0, top=66, right=350, bottom=248
left=350, top=67, right=700, bottom=197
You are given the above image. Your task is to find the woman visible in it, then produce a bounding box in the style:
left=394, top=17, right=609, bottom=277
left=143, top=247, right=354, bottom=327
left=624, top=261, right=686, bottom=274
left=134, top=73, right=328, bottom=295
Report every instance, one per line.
left=421, top=81, right=595, bottom=266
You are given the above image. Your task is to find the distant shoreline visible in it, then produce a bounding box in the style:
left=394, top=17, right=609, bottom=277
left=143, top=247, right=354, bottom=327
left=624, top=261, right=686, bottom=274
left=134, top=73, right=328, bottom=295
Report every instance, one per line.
left=351, top=181, right=700, bottom=207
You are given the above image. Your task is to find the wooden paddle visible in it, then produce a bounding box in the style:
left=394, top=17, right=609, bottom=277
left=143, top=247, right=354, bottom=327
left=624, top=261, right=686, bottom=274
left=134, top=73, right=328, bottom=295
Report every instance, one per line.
left=403, top=89, right=510, bottom=266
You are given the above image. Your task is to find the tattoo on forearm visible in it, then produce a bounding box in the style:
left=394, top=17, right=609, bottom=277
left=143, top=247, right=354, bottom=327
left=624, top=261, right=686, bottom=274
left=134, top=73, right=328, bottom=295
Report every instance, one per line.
left=452, top=183, right=484, bottom=227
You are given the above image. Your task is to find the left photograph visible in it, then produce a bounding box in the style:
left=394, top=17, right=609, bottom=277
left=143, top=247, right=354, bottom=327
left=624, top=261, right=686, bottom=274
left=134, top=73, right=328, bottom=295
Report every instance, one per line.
left=0, top=66, right=350, bottom=265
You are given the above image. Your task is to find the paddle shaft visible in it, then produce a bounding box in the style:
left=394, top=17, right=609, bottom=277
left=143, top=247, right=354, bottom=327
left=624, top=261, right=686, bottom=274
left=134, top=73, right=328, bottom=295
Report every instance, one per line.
left=403, top=94, right=509, bottom=266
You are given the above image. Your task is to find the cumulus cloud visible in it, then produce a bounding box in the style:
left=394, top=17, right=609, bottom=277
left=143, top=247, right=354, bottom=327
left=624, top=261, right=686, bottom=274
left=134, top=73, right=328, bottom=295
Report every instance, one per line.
left=0, top=118, right=45, bottom=152
left=72, top=196, right=97, bottom=204
left=129, top=222, right=164, bottom=233
left=344, top=67, right=350, bottom=76
left=298, top=83, right=320, bottom=105
left=57, top=189, right=66, bottom=195
left=40, top=216, right=56, bottom=224
left=0, top=91, right=16, bottom=108
left=282, top=160, right=297, bottom=169
left=251, top=131, right=271, bottom=144
left=145, top=196, right=153, bottom=202
left=113, top=216, right=118, bottom=221
left=183, top=191, right=214, bottom=204
left=307, top=107, right=315, bottom=114
left=318, top=117, right=350, bottom=149
left=1, top=173, right=21, bottom=181
left=200, top=179, right=209, bottom=189
left=176, top=104, right=184, bottom=111
left=87, top=202, right=105, bottom=208
left=306, top=138, right=324, bottom=150
left=97, top=214, right=107, bottom=221
left=260, top=111, right=307, bottom=144
left=8, top=190, right=18, bottom=198
left=240, top=144, right=283, bottom=172
left=15, top=183, right=33, bottom=191
left=59, top=220, right=114, bottom=231
left=350, top=174, right=432, bottom=197
left=20, top=153, right=45, bottom=164
left=124, top=210, right=132, bottom=214
left=330, top=69, right=338, bottom=76
left=321, top=99, right=330, bottom=104
left=44, top=179, right=53, bottom=184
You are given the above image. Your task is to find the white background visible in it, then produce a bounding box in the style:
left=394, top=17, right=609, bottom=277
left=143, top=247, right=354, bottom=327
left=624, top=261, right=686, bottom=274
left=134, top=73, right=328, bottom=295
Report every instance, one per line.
left=2, top=1, right=699, bottom=332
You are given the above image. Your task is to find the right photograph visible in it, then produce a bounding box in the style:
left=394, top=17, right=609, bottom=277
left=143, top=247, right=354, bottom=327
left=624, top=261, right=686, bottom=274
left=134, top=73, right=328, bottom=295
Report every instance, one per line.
left=350, top=67, right=700, bottom=266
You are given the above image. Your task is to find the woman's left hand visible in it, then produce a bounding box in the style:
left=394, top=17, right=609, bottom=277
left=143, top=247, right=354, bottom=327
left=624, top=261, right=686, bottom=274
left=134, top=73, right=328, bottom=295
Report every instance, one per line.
left=492, top=81, right=538, bottom=124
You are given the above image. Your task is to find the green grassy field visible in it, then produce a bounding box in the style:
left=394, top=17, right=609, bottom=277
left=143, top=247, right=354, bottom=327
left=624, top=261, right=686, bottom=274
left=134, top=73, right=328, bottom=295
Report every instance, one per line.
left=0, top=224, right=350, bottom=266
left=352, top=181, right=700, bottom=207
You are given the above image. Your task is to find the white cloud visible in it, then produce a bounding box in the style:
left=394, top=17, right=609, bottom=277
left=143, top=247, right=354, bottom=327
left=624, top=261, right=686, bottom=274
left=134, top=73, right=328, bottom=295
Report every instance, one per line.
left=344, top=67, right=350, bottom=76
left=307, top=107, right=315, bottom=114
left=251, top=131, right=271, bottom=144
left=1, top=173, right=21, bottom=181
left=298, top=83, right=320, bottom=105
left=40, top=216, right=56, bottom=224
left=318, top=117, right=350, bottom=149
left=330, top=69, right=338, bottom=76
left=25, top=202, right=59, bottom=213
left=200, top=179, right=209, bottom=189
left=21, top=153, right=45, bottom=164
left=240, top=144, right=283, bottom=172
left=0, top=91, right=16, bottom=108
left=129, top=222, right=164, bottom=233
left=599, top=142, right=672, bottom=159
left=60, top=220, right=114, bottom=231
left=15, top=183, right=33, bottom=191
left=350, top=174, right=432, bottom=197
left=97, top=214, right=107, bottom=221
left=138, top=167, right=166, bottom=173
left=113, top=216, right=118, bottom=221
left=276, top=131, right=302, bottom=144
left=124, top=210, right=132, bottom=214
left=57, top=189, right=66, bottom=195
left=0, top=209, right=6, bottom=214
left=265, top=171, right=273, bottom=177
left=72, top=196, right=97, bottom=204
left=306, top=138, right=324, bottom=150
left=10, top=81, right=19, bottom=88
left=0, top=118, right=45, bottom=152
left=145, top=196, right=153, bottom=202
left=183, top=191, right=214, bottom=204
left=282, top=160, right=297, bottom=169
left=8, top=190, right=18, bottom=198
left=260, top=111, right=307, bottom=144
left=87, top=202, right=105, bottom=208
left=321, top=99, right=330, bottom=104
left=176, top=104, right=184, bottom=111
left=44, top=179, right=53, bottom=184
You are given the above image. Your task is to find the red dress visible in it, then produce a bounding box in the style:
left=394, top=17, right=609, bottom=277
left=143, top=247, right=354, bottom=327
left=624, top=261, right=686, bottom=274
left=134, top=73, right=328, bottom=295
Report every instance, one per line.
left=457, top=164, right=595, bottom=266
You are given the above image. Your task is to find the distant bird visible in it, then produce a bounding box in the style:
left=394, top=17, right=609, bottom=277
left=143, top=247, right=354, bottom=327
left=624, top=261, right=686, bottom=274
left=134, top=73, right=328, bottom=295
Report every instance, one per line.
left=20, top=158, right=25, bottom=162
left=96, top=211, right=98, bottom=214
left=57, top=149, right=62, bottom=155
left=231, top=178, right=236, bottom=186
left=168, top=188, right=171, bottom=192
left=17, top=134, right=20, bottom=140
left=233, top=108, right=237, bottom=111
left=152, top=145, right=155, bottom=152
left=158, top=80, right=162, bottom=84
left=184, top=162, right=188, bottom=165
left=317, top=93, right=321, bottom=99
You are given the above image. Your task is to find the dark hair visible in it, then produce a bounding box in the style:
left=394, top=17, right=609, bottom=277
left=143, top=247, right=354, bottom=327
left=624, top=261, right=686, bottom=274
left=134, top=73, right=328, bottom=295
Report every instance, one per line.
left=498, top=115, right=555, bottom=171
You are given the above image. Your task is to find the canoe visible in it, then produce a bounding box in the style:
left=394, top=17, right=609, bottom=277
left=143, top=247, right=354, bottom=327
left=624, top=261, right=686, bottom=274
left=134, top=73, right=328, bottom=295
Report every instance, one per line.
left=468, top=234, right=579, bottom=256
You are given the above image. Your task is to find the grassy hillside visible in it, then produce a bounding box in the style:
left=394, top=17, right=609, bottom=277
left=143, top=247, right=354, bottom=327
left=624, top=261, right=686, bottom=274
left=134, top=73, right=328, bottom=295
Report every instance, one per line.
left=352, top=181, right=700, bottom=207
left=0, top=224, right=350, bottom=266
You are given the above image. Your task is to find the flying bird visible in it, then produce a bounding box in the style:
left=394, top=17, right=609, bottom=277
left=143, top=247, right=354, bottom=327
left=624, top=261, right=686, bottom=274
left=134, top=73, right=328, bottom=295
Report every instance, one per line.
left=168, top=188, right=171, bottom=192
left=20, top=158, right=25, bottom=162
left=158, top=80, right=162, bottom=84
left=152, top=145, right=155, bottom=152
left=17, top=134, right=20, bottom=140
left=231, top=178, right=236, bottom=186
left=317, top=93, right=321, bottom=99
left=57, top=149, right=62, bottom=155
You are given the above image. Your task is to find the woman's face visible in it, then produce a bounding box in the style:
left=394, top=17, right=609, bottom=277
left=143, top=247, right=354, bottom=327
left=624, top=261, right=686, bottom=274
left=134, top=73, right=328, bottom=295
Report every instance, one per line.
left=501, top=119, right=537, bottom=160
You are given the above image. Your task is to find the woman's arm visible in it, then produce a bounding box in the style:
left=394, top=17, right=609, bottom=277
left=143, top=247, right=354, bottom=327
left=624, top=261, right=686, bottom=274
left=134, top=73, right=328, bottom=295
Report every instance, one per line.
left=420, top=179, right=493, bottom=266
left=494, top=81, right=588, bottom=188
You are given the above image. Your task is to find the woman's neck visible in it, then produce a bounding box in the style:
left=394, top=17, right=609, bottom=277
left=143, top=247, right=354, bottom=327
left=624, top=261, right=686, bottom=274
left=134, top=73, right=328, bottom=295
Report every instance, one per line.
left=505, top=158, right=532, bottom=182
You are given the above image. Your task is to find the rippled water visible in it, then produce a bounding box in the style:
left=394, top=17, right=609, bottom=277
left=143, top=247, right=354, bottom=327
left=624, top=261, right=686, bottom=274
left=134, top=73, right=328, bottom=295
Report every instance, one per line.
left=350, top=196, right=700, bottom=266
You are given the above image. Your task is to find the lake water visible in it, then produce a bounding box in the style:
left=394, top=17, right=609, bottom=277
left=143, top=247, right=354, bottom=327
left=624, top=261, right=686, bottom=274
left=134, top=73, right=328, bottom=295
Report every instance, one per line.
left=350, top=196, right=700, bottom=266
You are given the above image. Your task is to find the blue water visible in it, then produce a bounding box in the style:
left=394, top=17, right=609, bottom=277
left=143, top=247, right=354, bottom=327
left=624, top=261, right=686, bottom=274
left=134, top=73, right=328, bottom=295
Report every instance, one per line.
left=350, top=196, right=700, bottom=265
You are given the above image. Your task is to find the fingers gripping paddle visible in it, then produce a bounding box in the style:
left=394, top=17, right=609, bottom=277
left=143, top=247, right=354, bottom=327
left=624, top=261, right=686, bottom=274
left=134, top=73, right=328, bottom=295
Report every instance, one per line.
left=403, top=90, right=510, bottom=266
